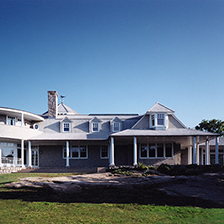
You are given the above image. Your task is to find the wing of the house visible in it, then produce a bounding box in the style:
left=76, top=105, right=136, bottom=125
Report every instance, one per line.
left=0, top=92, right=220, bottom=169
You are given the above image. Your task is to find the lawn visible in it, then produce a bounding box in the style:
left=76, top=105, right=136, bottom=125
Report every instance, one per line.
left=0, top=172, right=224, bottom=224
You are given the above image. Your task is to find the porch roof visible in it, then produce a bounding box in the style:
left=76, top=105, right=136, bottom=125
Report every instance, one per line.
left=111, top=128, right=219, bottom=139
left=28, top=132, right=110, bottom=141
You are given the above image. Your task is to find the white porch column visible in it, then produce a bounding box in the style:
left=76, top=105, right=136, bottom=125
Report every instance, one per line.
left=66, top=141, right=70, bottom=167
left=133, top=137, right=137, bottom=166
left=21, top=140, right=24, bottom=167
left=21, top=113, right=24, bottom=126
left=28, top=141, right=32, bottom=167
left=215, top=137, right=219, bottom=164
left=0, top=148, right=2, bottom=166
left=192, top=137, right=196, bottom=164
left=205, top=139, right=210, bottom=165
left=201, top=148, right=204, bottom=165
left=109, top=137, right=115, bottom=166
left=196, top=143, right=200, bottom=165
left=188, top=146, right=192, bottom=164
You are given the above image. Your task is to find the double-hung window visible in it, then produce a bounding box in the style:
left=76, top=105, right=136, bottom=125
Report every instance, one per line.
left=113, top=122, right=120, bottom=132
left=100, top=145, right=109, bottom=159
left=157, top=114, right=164, bottom=125
left=63, top=123, right=70, bottom=132
left=92, top=122, right=99, bottom=132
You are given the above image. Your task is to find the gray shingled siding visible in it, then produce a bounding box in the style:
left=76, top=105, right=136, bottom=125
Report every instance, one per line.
left=39, top=144, right=109, bottom=168
left=115, top=144, right=133, bottom=165
left=133, top=115, right=149, bottom=129
left=181, top=148, right=188, bottom=165
left=168, top=115, right=183, bottom=129
left=39, top=145, right=65, bottom=167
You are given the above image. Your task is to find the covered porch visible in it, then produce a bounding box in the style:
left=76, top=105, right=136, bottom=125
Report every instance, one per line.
left=109, top=129, right=220, bottom=167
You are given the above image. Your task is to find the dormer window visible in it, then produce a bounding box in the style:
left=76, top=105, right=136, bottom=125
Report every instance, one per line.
left=157, top=114, right=164, bottom=125
left=60, top=117, right=72, bottom=133
left=111, top=117, right=122, bottom=132
left=113, top=122, right=120, bottom=132
left=92, top=122, right=99, bottom=132
left=150, top=113, right=167, bottom=130
left=90, top=117, right=101, bottom=133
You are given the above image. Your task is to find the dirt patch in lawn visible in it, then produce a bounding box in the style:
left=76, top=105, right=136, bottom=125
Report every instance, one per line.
left=5, top=171, right=224, bottom=208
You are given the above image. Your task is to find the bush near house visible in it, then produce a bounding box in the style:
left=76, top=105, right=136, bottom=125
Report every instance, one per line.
left=107, top=163, right=224, bottom=176
left=157, top=163, right=224, bottom=176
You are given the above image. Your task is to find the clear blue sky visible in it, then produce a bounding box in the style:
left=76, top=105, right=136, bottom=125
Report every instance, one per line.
left=1, top=0, right=224, bottom=128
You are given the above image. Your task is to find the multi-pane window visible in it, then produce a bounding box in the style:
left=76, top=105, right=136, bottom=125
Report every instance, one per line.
left=80, top=146, right=87, bottom=158
left=63, top=146, right=88, bottom=159
left=150, top=114, right=166, bottom=128
left=100, top=145, right=109, bottom=159
left=63, top=123, right=70, bottom=132
left=157, top=114, right=164, bottom=125
left=139, top=143, right=173, bottom=158
left=93, top=123, right=99, bottom=132
left=71, top=146, right=79, bottom=158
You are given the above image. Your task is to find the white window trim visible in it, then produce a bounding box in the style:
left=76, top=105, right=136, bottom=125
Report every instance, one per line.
left=63, top=123, right=71, bottom=133
left=139, top=143, right=174, bottom=159
left=113, top=122, right=121, bottom=132
left=100, top=145, right=109, bottom=159
left=63, top=145, right=88, bottom=159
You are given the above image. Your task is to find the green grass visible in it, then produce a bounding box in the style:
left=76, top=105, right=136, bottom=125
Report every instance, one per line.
left=0, top=173, right=224, bottom=223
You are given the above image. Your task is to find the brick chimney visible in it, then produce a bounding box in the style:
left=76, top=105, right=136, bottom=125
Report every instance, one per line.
left=48, top=91, right=58, bottom=118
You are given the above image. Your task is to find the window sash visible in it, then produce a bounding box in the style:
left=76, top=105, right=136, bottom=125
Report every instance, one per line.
left=157, top=114, right=164, bottom=125
left=92, top=123, right=99, bottom=132
left=100, top=146, right=109, bottom=159
left=63, top=123, right=70, bottom=132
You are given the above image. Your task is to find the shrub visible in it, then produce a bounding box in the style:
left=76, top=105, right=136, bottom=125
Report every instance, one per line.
left=157, top=163, right=171, bottom=174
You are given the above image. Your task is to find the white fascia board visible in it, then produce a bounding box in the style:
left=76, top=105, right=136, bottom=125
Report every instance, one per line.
left=0, top=107, right=44, bottom=122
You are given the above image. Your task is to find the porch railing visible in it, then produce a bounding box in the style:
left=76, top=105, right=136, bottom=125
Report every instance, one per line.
left=1, top=158, right=22, bottom=165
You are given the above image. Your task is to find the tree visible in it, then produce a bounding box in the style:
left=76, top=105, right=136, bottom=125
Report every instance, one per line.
left=195, top=119, right=224, bottom=136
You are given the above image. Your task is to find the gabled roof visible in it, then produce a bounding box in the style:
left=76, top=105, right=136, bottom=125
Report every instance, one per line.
left=61, top=117, right=72, bottom=123
left=111, top=117, right=122, bottom=123
left=147, top=102, right=174, bottom=114
left=90, top=117, right=102, bottom=123
left=58, top=103, right=79, bottom=115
